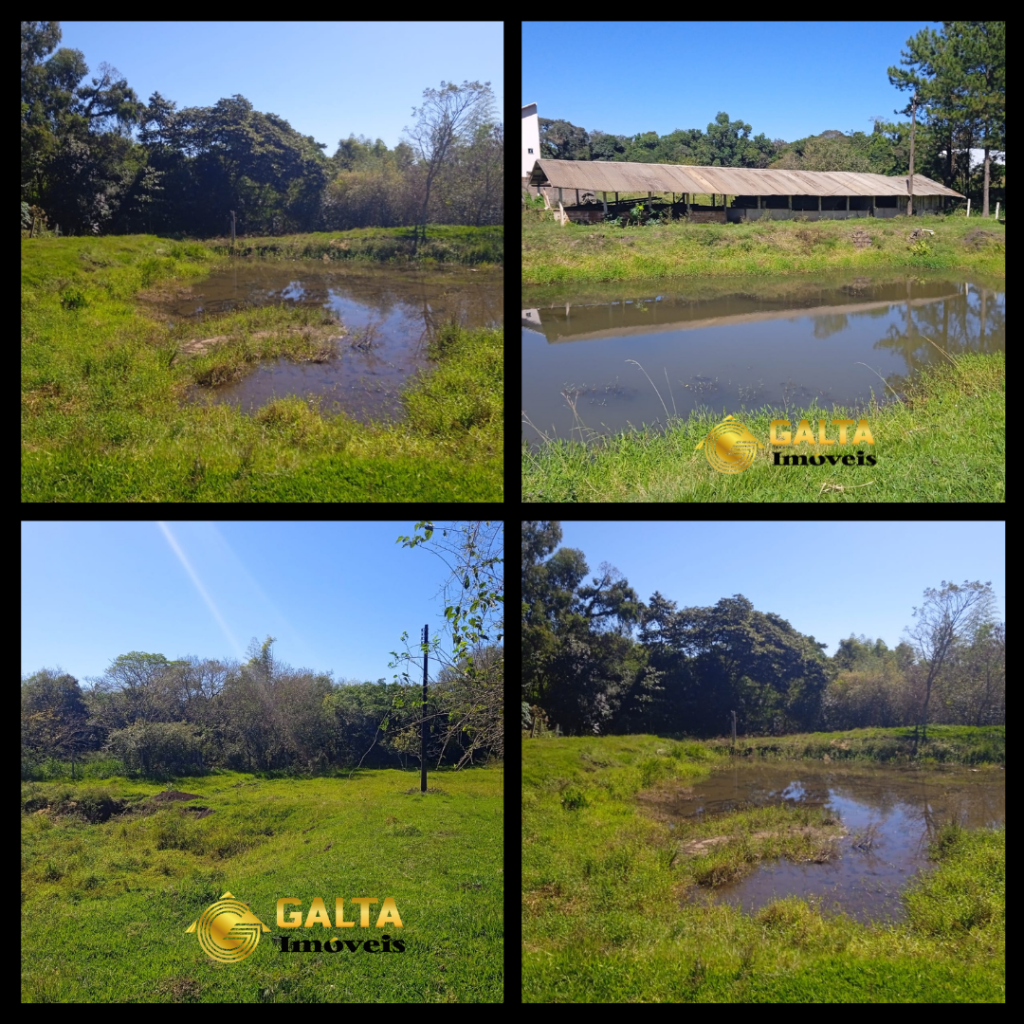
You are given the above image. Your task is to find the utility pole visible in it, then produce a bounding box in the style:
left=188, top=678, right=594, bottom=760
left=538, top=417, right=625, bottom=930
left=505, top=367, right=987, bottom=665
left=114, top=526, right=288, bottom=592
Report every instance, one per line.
left=908, top=93, right=917, bottom=218
left=420, top=624, right=429, bottom=793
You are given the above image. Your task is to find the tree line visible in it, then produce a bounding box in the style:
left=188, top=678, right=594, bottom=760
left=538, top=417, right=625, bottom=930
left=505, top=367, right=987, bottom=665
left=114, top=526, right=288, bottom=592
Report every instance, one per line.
left=21, top=21, right=503, bottom=238
left=522, top=522, right=1004, bottom=739
left=23, top=520, right=504, bottom=780
left=534, top=22, right=1004, bottom=213
left=22, top=636, right=503, bottom=780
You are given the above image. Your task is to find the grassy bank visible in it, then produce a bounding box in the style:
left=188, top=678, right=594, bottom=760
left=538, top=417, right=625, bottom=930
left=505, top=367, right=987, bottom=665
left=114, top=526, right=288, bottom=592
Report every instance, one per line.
left=21, top=767, right=503, bottom=1002
left=22, top=233, right=503, bottom=502
left=522, top=214, right=1005, bottom=284
left=704, top=725, right=1005, bottom=766
left=523, top=734, right=1004, bottom=1003
left=523, top=350, right=1004, bottom=502
left=208, top=225, right=502, bottom=265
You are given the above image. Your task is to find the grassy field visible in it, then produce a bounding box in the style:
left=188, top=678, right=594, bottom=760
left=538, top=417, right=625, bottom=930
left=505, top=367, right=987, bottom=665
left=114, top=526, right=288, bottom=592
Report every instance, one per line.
left=21, top=767, right=503, bottom=1002
left=523, top=734, right=1004, bottom=1003
left=522, top=210, right=1005, bottom=284
left=22, top=230, right=503, bottom=502
left=522, top=350, right=1004, bottom=502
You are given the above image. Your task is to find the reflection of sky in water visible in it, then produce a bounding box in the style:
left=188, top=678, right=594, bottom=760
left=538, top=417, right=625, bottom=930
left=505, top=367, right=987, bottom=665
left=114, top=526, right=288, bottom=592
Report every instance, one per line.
left=522, top=273, right=1004, bottom=442
left=142, top=262, right=502, bottom=423
left=655, top=764, right=1004, bottom=924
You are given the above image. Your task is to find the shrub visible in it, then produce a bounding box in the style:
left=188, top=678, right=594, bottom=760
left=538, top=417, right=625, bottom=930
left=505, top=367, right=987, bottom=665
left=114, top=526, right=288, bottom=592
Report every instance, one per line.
left=108, top=722, right=211, bottom=776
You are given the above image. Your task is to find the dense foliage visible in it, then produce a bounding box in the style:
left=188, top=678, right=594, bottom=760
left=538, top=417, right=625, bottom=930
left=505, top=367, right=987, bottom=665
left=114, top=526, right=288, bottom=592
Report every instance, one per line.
left=21, top=22, right=502, bottom=238
left=22, top=640, right=503, bottom=780
left=522, top=522, right=1004, bottom=738
left=534, top=21, right=1004, bottom=211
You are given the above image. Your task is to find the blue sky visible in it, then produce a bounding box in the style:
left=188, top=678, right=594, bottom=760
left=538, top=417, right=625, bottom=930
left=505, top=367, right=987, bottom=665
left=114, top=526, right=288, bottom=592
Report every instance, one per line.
left=22, top=521, right=503, bottom=687
left=549, top=521, right=1005, bottom=654
left=523, top=21, right=941, bottom=144
left=54, top=21, right=503, bottom=153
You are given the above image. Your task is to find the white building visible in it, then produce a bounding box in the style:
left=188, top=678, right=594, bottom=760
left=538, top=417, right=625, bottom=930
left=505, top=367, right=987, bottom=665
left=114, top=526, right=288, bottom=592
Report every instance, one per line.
left=522, top=103, right=540, bottom=179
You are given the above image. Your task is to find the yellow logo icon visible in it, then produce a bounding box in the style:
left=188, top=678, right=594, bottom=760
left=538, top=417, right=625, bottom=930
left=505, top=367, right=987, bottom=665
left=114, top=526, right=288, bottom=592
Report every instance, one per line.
left=695, top=415, right=764, bottom=473
left=186, top=892, right=271, bottom=963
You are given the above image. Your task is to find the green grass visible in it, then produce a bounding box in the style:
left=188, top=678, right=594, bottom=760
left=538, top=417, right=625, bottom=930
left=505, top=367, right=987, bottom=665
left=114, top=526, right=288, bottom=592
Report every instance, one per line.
left=207, top=225, right=503, bottom=266
left=523, top=350, right=1004, bottom=502
left=703, top=725, right=1006, bottom=766
left=22, top=233, right=503, bottom=502
left=21, top=767, right=502, bottom=1002
left=523, top=214, right=1005, bottom=284
left=523, top=735, right=1004, bottom=1003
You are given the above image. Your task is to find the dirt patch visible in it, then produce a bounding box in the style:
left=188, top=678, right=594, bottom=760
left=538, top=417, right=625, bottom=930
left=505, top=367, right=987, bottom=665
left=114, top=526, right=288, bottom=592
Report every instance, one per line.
left=964, top=229, right=1000, bottom=248
left=678, top=825, right=846, bottom=856
left=849, top=228, right=873, bottom=249
left=523, top=883, right=580, bottom=918
left=182, top=805, right=213, bottom=818
left=179, top=325, right=341, bottom=358
left=634, top=783, right=697, bottom=821
left=158, top=976, right=203, bottom=1003
left=908, top=227, right=935, bottom=242
left=152, top=790, right=201, bottom=802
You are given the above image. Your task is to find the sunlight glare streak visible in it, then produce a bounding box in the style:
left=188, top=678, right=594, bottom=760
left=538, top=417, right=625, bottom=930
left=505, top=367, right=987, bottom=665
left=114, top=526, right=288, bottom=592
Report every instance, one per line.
left=204, top=522, right=315, bottom=669
left=157, top=522, right=244, bottom=660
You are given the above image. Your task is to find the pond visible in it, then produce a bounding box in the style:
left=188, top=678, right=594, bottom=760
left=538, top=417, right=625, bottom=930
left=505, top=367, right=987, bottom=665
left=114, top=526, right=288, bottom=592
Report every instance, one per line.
left=140, top=262, right=502, bottom=422
left=648, top=763, right=1004, bottom=923
left=521, top=271, right=1004, bottom=442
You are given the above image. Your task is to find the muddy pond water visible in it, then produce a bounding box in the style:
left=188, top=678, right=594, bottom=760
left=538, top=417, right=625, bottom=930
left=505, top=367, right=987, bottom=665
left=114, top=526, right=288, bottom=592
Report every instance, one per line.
left=652, top=763, right=1004, bottom=923
left=140, top=262, right=502, bottom=422
left=522, top=271, right=1004, bottom=442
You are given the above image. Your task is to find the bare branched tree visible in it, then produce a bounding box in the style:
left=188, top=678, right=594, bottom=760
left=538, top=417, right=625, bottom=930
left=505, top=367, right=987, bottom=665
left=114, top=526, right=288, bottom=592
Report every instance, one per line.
left=903, top=579, right=996, bottom=746
left=403, top=80, right=495, bottom=249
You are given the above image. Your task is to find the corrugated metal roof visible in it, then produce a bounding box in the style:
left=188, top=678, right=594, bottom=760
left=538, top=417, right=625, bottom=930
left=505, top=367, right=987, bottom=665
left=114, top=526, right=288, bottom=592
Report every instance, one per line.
left=527, top=160, right=964, bottom=198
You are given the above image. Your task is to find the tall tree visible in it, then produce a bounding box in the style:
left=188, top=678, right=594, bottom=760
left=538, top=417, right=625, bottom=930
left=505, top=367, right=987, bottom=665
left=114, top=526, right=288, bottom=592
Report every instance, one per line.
left=947, top=22, right=1005, bottom=216
left=538, top=118, right=591, bottom=161
left=889, top=22, right=1005, bottom=215
left=403, top=80, right=494, bottom=249
left=903, top=580, right=996, bottom=744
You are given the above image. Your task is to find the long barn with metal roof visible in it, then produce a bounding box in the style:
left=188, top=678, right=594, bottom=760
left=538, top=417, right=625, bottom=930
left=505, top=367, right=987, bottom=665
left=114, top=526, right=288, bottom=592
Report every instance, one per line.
left=526, top=158, right=963, bottom=223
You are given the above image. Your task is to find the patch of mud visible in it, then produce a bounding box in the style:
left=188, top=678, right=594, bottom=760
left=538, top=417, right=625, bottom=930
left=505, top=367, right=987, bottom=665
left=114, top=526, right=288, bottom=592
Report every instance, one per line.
left=152, top=790, right=201, bottom=802
left=634, top=783, right=697, bottom=821
left=849, top=228, right=873, bottom=249
left=178, top=324, right=342, bottom=358
left=678, top=825, right=847, bottom=856
left=182, top=805, right=213, bottom=818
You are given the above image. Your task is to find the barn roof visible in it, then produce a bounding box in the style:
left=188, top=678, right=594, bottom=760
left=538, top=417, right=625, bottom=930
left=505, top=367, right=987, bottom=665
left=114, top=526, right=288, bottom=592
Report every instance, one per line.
left=527, top=159, right=963, bottom=198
